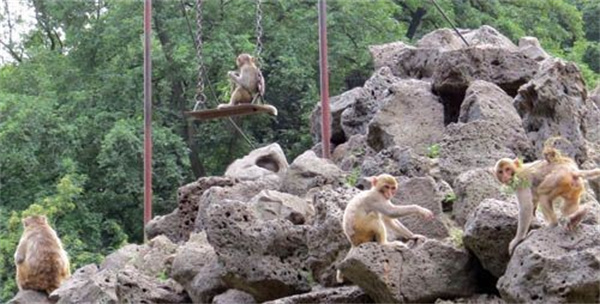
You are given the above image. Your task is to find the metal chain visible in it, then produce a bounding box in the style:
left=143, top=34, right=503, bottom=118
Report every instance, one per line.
left=194, top=0, right=207, bottom=110
left=255, top=0, right=263, bottom=58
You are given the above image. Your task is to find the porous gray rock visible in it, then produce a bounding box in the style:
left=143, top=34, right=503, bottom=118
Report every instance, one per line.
left=432, top=47, right=538, bottom=98
left=280, top=150, right=346, bottom=197
left=9, top=290, right=52, bottom=304
left=100, top=244, right=143, bottom=271
left=263, top=286, right=372, bottom=304
left=331, top=134, right=374, bottom=172
left=497, top=224, right=600, bottom=303
left=250, top=190, right=315, bottom=225
left=458, top=80, right=524, bottom=126
left=394, top=176, right=449, bottom=239
left=435, top=294, right=506, bottom=304
left=463, top=199, right=541, bottom=278
left=452, top=168, right=515, bottom=226
left=116, top=266, right=190, bottom=303
left=306, top=186, right=361, bottom=286
left=439, top=119, right=532, bottom=185
left=515, top=58, right=600, bottom=163
left=178, top=176, right=236, bottom=241
left=462, top=25, right=518, bottom=50
left=416, top=28, right=465, bottom=51
left=171, top=232, right=226, bottom=303
left=590, top=84, right=600, bottom=108
left=360, top=146, right=432, bottom=179
left=145, top=208, right=180, bottom=243
left=311, top=87, right=365, bottom=145
left=195, top=179, right=279, bottom=231
left=366, top=79, right=445, bottom=154
left=50, top=265, right=118, bottom=304
left=340, top=67, right=403, bottom=137
left=338, top=240, right=479, bottom=303
left=204, top=200, right=311, bottom=302
left=212, top=289, right=256, bottom=304
left=518, top=36, right=549, bottom=61
left=224, top=143, right=289, bottom=182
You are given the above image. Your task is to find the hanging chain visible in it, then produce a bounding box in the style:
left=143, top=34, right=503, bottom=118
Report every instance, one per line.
left=255, top=0, right=263, bottom=58
left=193, top=0, right=207, bottom=110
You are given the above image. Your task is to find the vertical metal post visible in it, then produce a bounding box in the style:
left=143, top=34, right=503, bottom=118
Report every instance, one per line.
left=143, top=0, right=153, bottom=242
left=318, top=0, right=331, bottom=159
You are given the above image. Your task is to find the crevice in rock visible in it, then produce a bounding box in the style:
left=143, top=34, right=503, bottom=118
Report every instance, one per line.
left=437, top=91, right=466, bottom=125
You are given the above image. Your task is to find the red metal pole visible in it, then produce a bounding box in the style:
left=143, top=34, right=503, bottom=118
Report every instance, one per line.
left=143, top=0, right=153, bottom=242
left=318, top=0, right=331, bottom=159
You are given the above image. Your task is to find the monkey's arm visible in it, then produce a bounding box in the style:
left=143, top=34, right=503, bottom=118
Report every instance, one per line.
left=383, top=216, right=417, bottom=239
left=509, top=187, right=534, bottom=255
left=14, top=242, right=26, bottom=264
left=371, top=200, right=431, bottom=219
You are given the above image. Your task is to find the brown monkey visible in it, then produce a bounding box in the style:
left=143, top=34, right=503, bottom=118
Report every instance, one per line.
left=336, top=174, right=434, bottom=283
left=494, top=143, right=600, bottom=255
left=218, top=53, right=265, bottom=108
left=14, top=215, right=71, bottom=294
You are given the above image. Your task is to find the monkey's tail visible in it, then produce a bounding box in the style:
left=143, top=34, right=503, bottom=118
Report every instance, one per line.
left=336, top=269, right=344, bottom=283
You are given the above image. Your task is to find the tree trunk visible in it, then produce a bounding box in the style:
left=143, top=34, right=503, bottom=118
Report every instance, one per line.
left=154, top=1, right=205, bottom=178
left=406, top=7, right=426, bottom=40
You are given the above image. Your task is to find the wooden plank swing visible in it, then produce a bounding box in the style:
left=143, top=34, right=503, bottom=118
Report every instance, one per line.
left=185, top=103, right=277, bottom=120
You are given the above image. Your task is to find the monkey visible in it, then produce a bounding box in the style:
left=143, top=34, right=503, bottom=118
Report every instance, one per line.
left=336, top=174, right=434, bottom=283
left=14, top=215, right=71, bottom=294
left=494, top=142, right=600, bottom=255
left=218, top=53, right=265, bottom=109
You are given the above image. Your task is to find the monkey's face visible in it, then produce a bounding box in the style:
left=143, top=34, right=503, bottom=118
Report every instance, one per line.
left=495, top=159, right=516, bottom=184
left=236, top=53, right=253, bottom=67
left=372, top=174, right=398, bottom=199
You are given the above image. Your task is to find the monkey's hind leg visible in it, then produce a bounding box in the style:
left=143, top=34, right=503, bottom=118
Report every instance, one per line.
left=562, top=201, right=588, bottom=231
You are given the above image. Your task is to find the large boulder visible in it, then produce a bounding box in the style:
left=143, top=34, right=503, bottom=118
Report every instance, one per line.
left=360, top=146, right=432, bottom=179
left=462, top=25, right=518, bottom=50
left=212, top=289, right=256, bottom=304
left=171, top=232, right=227, bottom=303
left=338, top=240, right=480, bottom=303
left=340, top=67, right=403, bottom=138
left=331, top=134, right=375, bottom=171
left=518, top=37, right=549, bottom=61
left=116, top=266, right=190, bottom=303
left=416, top=28, right=466, bottom=51
left=306, top=186, right=361, bottom=286
left=366, top=79, right=445, bottom=154
left=452, top=168, right=515, bottom=226
left=458, top=80, right=524, bottom=126
left=145, top=208, right=181, bottom=242
left=438, top=119, right=531, bottom=185
left=263, top=286, right=372, bottom=304
left=497, top=224, right=600, bottom=303
left=432, top=47, right=538, bottom=99
left=49, top=264, right=118, bottom=304
left=204, top=199, right=312, bottom=302
left=393, top=176, right=449, bottom=239
left=280, top=151, right=346, bottom=197
left=177, top=176, right=236, bottom=241
left=224, top=143, right=289, bottom=183
left=195, top=179, right=279, bottom=231
left=463, top=199, right=541, bottom=278
left=9, top=290, right=52, bottom=304
left=249, top=190, right=315, bottom=225
left=515, top=58, right=600, bottom=163
left=311, top=87, right=365, bottom=146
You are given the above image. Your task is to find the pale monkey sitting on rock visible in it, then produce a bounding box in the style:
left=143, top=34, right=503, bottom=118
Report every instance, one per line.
left=337, top=174, right=434, bottom=283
